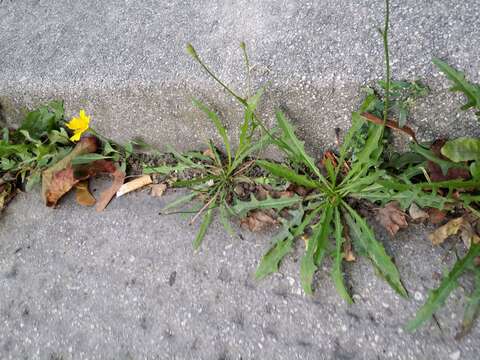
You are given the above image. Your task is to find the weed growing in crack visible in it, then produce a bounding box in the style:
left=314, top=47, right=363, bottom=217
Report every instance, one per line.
left=149, top=43, right=297, bottom=248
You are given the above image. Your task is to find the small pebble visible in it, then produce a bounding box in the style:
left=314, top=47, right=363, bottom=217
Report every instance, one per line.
left=449, top=350, right=460, bottom=360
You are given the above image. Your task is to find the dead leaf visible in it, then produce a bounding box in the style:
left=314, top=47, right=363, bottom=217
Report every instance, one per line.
left=151, top=183, right=167, bottom=197
left=240, top=210, right=277, bottom=231
left=428, top=217, right=480, bottom=246
left=116, top=175, right=152, bottom=197
left=427, top=208, right=447, bottom=224
left=428, top=217, right=468, bottom=245
left=255, top=185, right=269, bottom=201
left=287, top=184, right=309, bottom=197
left=409, top=203, right=429, bottom=222
left=42, top=137, right=98, bottom=207
left=273, top=190, right=295, bottom=198
left=203, top=148, right=215, bottom=160
left=361, top=112, right=417, bottom=142
left=376, top=201, right=408, bottom=236
left=74, top=181, right=96, bottom=206
left=96, top=169, right=125, bottom=212
left=321, top=150, right=339, bottom=168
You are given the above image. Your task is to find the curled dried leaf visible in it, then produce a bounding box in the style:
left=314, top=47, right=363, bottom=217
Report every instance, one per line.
left=240, top=210, right=277, bottom=232
left=427, top=208, right=447, bottom=225
left=409, top=203, right=429, bottom=222
left=376, top=201, right=408, bottom=236
left=427, top=217, right=480, bottom=246
left=74, top=181, right=96, bottom=207
left=150, top=183, right=167, bottom=197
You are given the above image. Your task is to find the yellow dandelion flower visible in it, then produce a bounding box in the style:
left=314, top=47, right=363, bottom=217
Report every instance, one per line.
left=66, top=109, right=90, bottom=141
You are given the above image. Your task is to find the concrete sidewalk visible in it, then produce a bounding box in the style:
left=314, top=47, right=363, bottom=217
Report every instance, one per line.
left=0, top=187, right=479, bottom=359
left=1, top=0, right=480, bottom=152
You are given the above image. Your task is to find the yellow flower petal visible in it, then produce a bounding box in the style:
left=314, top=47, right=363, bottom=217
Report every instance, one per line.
left=66, top=110, right=91, bottom=142
left=70, top=131, right=81, bottom=142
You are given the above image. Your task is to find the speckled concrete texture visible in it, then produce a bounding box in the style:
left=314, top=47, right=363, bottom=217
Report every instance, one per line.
left=0, top=189, right=479, bottom=360
left=1, top=0, right=480, bottom=153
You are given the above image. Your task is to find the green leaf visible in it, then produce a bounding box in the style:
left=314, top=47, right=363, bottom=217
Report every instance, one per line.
left=19, top=104, right=61, bottom=139
left=124, top=141, right=133, bottom=159
left=256, top=160, right=319, bottom=189
left=162, top=192, right=197, bottom=212
left=143, top=163, right=192, bottom=175
left=406, top=243, right=480, bottom=331
left=71, top=153, right=112, bottom=165
left=231, top=193, right=302, bottom=217
left=433, top=58, right=480, bottom=115
left=255, top=228, right=294, bottom=279
left=193, top=207, right=214, bottom=250
left=193, top=98, right=232, bottom=165
left=48, top=128, right=71, bottom=145
left=441, top=137, right=480, bottom=162
left=102, top=141, right=117, bottom=155
left=410, top=142, right=466, bottom=175
left=25, top=173, right=41, bottom=191
left=219, top=202, right=235, bottom=236
left=332, top=207, right=353, bottom=303
left=274, top=111, right=330, bottom=188
left=471, top=162, right=480, bottom=179
left=343, top=202, right=407, bottom=297
left=398, top=102, right=408, bottom=128
left=300, top=205, right=333, bottom=294
left=231, top=131, right=272, bottom=170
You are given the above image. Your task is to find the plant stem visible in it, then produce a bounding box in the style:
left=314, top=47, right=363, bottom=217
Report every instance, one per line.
left=187, top=44, right=247, bottom=106
left=383, top=0, right=391, bottom=124
left=240, top=42, right=252, bottom=98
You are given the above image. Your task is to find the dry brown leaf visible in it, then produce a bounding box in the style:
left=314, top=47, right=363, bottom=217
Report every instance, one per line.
left=151, top=183, right=167, bottom=197
left=255, top=185, right=269, bottom=201
left=273, top=190, right=295, bottom=198
left=116, top=175, right=152, bottom=197
left=96, top=169, right=125, bottom=212
left=287, top=184, right=309, bottom=197
left=427, top=208, right=447, bottom=224
left=409, top=203, right=429, bottom=222
left=42, top=137, right=98, bottom=207
left=361, top=112, right=417, bottom=142
left=74, top=181, right=96, bottom=206
left=428, top=216, right=472, bottom=246
left=240, top=210, right=277, bottom=232
left=376, top=201, right=408, bottom=236
left=203, top=148, right=216, bottom=160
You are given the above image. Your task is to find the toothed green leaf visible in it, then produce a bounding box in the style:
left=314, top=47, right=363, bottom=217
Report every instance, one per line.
left=300, top=205, right=333, bottom=294
left=343, top=202, right=407, bottom=297
left=232, top=194, right=302, bottom=217
left=433, top=58, right=480, bottom=117
left=441, top=137, right=480, bottom=162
